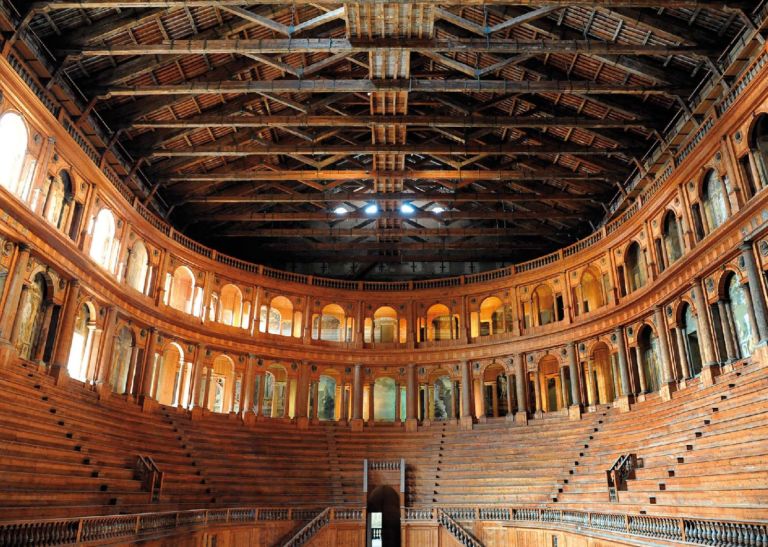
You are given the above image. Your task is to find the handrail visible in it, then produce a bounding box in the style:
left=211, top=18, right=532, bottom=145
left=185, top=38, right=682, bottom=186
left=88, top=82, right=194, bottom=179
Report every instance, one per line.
left=282, top=507, right=331, bottom=547
left=606, top=453, right=638, bottom=502
left=135, top=455, right=164, bottom=503
left=437, top=509, right=484, bottom=547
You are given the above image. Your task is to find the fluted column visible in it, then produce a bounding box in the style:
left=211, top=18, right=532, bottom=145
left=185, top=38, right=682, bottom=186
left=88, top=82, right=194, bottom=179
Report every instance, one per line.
left=51, top=280, right=80, bottom=377
left=459, top=360, right=473, bottom=428
left=741, top=241, right=768, bottom=343
left=352, top=364, right=363, bottom=421
left=139, top=328, right=159, bottom=399
left=201, top=366, right=213, bottom=410
left=692, top=281, right=718, bottom=367
left=654, top=306, right=674, bottom=387
left=717, top=300, right=738, bottom=362
left=615, top=327, right=630, bottom=397
left=241, top=355, right=255, bottom=415
left=505, top=374, right=514, bottom=417
left=567, top=342, right=581, bottom=406
left=675, top=328, right=690, bottom=379
left=514, top=354, right=526, bottom=415
left=0, top=244, right=31, bottom=344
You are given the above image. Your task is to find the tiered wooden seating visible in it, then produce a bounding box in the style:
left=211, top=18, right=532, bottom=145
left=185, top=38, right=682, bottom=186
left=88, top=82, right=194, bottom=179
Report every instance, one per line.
left=557, top=359, right=768, bottom=521
left=0, top=360, right=211, bottom=520
left=170, top=412, right=341, bottom=507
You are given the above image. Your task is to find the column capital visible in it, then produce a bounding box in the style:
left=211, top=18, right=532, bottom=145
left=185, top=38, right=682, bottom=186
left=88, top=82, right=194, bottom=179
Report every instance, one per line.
left=68, top=279, right=80, bottom=288
left=739, top=239, right=754, bottom=251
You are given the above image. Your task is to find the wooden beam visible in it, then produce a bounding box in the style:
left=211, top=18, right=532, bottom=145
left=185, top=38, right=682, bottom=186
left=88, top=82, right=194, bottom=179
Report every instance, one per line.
left=191, top=210, right=584, bottom=222
left=97, top=79, right=678, bottom=97
left=162, top=169, right=610, bottom=182
left=130, top=113, right=651, bottom=130
left=147, top=142, right=637, bottom=157
left=36, top=1, right=747, bottom=9
left=214, top=227, right=551, bottom=237
left=66, top=38, right=712, bottom=57
left=180, top=191, right=599, bottom=203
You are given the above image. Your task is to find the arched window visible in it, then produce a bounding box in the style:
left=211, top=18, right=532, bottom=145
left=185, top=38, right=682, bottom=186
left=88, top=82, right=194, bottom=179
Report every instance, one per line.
left=67, top=303, right=96, bottom=382
left=89, top=209, right=118, bottom=271
left=701, top=171, right=728, bottom=233
left=208, top=355, right=236, bottom=413
left=0, top=112, right=33, bottom=197
left=637, top=325, right=661, bottom=393
left=662, top=211, right=683, bottom=265
left=110, top=327, right=135, bottom=394
left=625, top=242, right=646, bottom=293
left=680, top=303, right=702, bottom=378
left=431, top=375, right=454, bottom=421
left=475, top=296, right=504, bottom=336
left=426, top=303, right=453, bottom=341
left=482, top=364, right=509, bottom=417
left=726, top=274, right=754, bottom=359
left=262, top=366, right=287, bottom=417
left=368, top=306, right=398, bottom=343
left=589, top=342, right=615, bottom=405
left=125, top=241, right=150, bottom=294
left=14, top=273, right=48, bottom=360
left=168, top=266, right=196, bottom=314
left=532, top=284, right=555, bottom=326
left=537, top=355, right=564, bottom=412
left=219, top=284, right=243, bottom=327
left=44, top=170, right=72, bottom=229
left=577, top=269, right=604, bottom=315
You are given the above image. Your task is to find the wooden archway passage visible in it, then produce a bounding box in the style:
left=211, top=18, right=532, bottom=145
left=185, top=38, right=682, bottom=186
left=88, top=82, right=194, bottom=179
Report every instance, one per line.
left=367, top=485, right=400, bottom=547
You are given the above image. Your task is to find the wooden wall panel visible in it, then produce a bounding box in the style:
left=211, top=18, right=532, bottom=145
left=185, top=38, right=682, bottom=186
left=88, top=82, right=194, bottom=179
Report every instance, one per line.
left=404, top=525, right=439, bottom=547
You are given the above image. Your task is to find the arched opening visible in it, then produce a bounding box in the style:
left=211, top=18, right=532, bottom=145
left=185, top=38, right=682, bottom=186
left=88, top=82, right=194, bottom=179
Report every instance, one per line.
left=263, top=296, right=295, bottom=337
left=749, top=114, right=768, bottom=189
left=426, top=304, right=454, bottom=341
left=125, top=240, right=150, bottom=294
left=219, top=284, right=243, bottom=327
left=725, top=273, right=754, bottom=359
left=168, top=266, right=196, bottom=314
left=44, top=170, right=72, bottom=230
left=679, top=303, right=703, bottom=378
left=662, top=210, right=683, bottom=265
left=14, top=273, right=49, bottom=360
left=317, top=374, right=337, bottom=421
left=538, top=355, right=565, bottom=412
left=625, top=242, right=646, bottom=293
left=89, top=209, right=117, bottom=272
left=262, top=366, right=287, bottom=417
left=368, top=306, right=398, bottom=343
left=474, top=296, right=505, bottom=337
left=577, top=268, right=604, bottom=315
left=701, top=170, right=729, bottom=233
left=367, top=485, right=400, bottom=547
left=482, top=364, right=509, bottom=417
left=207, top=354, right=236, bottom=413
left=67, top=302, right=96, bottom=382
left=314, top=303, right=346, bottom=342
left=110, top=327, right=135, bottom=395
left=155, top=342, right=185, bottom=406
left=589, top=342, right=614, bottom=405
left=430, top=373, right=454, bottom=421
left=0, top=112, right=33, bottom=197
left=373, top=377, right=397, bottom=422
left=637, top=325, right=661, bottom=393
left=532, top=284, right=555, bottom=326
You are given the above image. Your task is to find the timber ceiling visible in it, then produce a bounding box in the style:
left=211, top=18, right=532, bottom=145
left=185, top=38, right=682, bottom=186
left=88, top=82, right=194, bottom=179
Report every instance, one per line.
left=4, top=1, right=761, bottom=278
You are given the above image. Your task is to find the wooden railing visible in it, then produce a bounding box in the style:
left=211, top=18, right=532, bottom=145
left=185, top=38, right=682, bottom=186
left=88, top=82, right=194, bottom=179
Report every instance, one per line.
left=0, top=506, right=363, bottom=546
left=404, top=506, right=768, bottom=546
left=135, top=455, right=164, bottom=503
left=606, top=453, right=638, bottom=502
left=437, top=509, right=484, bottom=547
left=282, top=507, right=331, bottom=547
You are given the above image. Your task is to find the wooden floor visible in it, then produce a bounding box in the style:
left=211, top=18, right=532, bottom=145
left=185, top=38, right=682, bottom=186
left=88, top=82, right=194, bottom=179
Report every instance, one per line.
left=0, top=358, right=766, bottom=523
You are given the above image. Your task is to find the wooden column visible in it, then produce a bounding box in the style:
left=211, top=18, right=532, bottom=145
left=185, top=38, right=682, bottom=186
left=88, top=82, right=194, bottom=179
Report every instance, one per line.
left=533, top=372, right=542, bottom=414
left=505, top=374, right=514, bottom=417
left=367, top=381, right=375, bottom=423
left=741, top=282, right=761, bottom=347
left=95, top=307, right=118, bottom=387
left=0, top=244, right=31, bottom=342
left=125, top=346, right=140, bottom=396
left=675, top=328, right=690, bottom=379
left=634, top=347, right=647, bottom=393
left=312, top=380, right=320, bottom=420
left=394, top=383, right=401, bottom=422
left=256, top=372, right=266, bottom=416
left=559, top=366, right=569, bottom=408
left=460, top=361, right=473, bottom=428
left=653, top=306, right=674, bottom=387
left=352, top=364, right=363, bottom=422
left=201, top=366, right=213, bottom=410
left=139, top=327, right=158, bottom=399
left=514, top=354, right=526, bottom=416
left=717, top=300, right=739, bottom=362
left=567, top=341, right=581, bottom=406
left=615, top=327, right=631, bottom=397
left=692, top=280, right=718, bottom=367
left=242, top=355, right=255, bottom=415
left=51, top=279, right=80, bottom=376
left=32, top=304, right=54, bottom=363
left=741, top=241, right=768, bottom=343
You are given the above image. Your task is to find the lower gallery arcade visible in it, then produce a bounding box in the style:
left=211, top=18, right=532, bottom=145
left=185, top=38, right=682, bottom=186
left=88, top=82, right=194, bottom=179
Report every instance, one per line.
left=2, top=2, right=768, bottom=547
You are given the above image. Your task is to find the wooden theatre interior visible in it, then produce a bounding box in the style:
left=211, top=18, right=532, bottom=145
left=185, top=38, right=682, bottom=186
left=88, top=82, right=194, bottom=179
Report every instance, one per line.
left=3, top=0, right=768, bottom=545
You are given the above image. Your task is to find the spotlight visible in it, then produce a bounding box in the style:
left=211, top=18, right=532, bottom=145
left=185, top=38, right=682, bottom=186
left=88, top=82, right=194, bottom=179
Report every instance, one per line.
left=400, top=203, right=415, bottom=214
left=364, top=203, right=379, bottom=214
left=333, top=206, right=348, bottom=215
left=432, top=205, right=445, bottom=214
